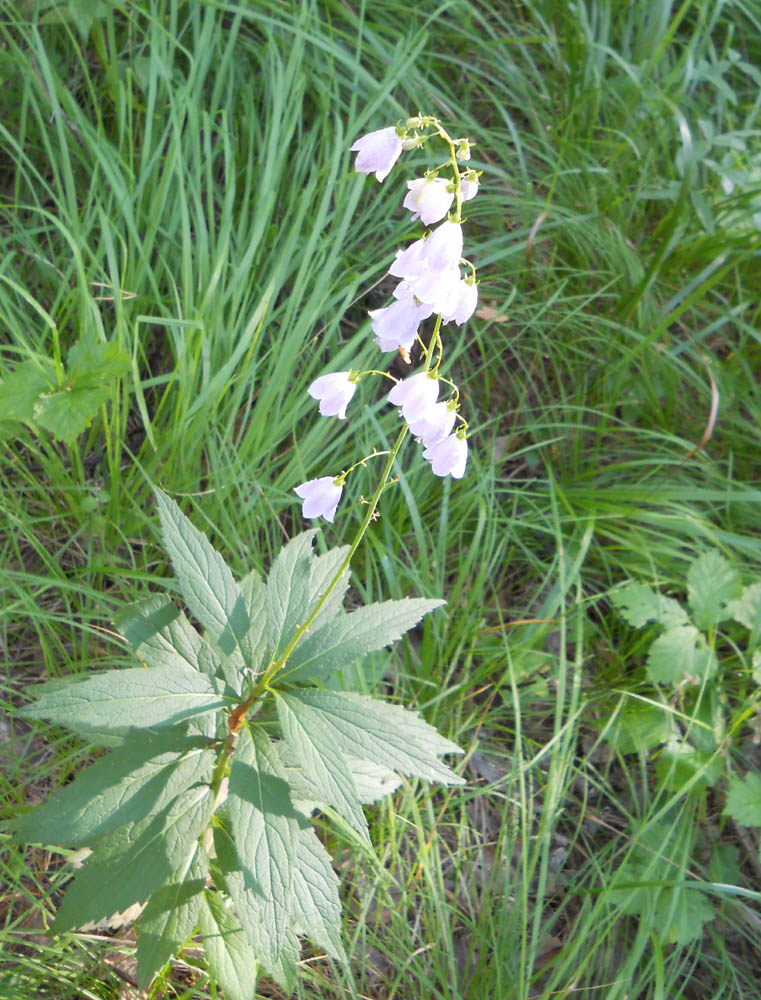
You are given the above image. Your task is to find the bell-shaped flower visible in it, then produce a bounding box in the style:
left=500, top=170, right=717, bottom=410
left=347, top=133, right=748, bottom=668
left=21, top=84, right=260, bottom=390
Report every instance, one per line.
left=440, top=278, right=478, bottom=326
left=369, top=291, right=433, bottom=353
left=403, top=177, right=454, bottom=225
left=407, top=401, right=456, bottom=446
left=408, top=265, right=461, bottom=315
left=387, top=371, right=439, bottom=421
left=423, top=432, right=468, bottom=479
left=308, top=371, right=357, bottom=419
left=350, top=127, right=403, bottom=182
left=417, top=220, right=463, bottom=273
left=460, top=177, right=479, bottom=202
left=294, top=476, right=343, bottom=522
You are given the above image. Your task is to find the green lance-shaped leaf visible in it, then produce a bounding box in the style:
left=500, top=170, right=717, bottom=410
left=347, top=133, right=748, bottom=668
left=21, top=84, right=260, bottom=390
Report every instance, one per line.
left=19, top=665, right=229, bottom=734
left=724, top=772, right=761, bottom=827
left=278, top=690, right=464, bottom=786
left=687, top=550, right=742, bottom=629
left=266, top=530, right=318, bottom=658
left=136, top=842, right=209, bottom=988
left=646, top=625, right=718, bottom=685
left=116, top=596, right=204, bottom=673
left=280, top=597, right=446, bottom=684
left=291, top=828, right=347, bottom=964
left=12, top=728, right=213, bottom=848
left=610, top=583, right=688, bottom=629
left=198, top=889, right=259, bottom=1000
left=304, top=545, right=351, bottom=633
left=213, top=825, right=300, bottom=993
left=153, top=489, right=251, bottom=661
left=275, top=692, right=369, bottom=843
left=226, top=724, right=301, bottom=974
left=50, top=783, right=214, bottom=934
left=238, top=569, right=270, bottom=678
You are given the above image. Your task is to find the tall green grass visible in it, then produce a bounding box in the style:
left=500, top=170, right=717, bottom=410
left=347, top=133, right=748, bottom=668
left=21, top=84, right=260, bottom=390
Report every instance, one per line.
left=2, top=0, right=761, bottom=996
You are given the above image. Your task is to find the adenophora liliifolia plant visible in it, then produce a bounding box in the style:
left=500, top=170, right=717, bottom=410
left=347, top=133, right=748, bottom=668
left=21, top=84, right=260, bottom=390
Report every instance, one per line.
left=12, top=116, right=474, bottom=997
left=296, top=115, right=479, bottom=522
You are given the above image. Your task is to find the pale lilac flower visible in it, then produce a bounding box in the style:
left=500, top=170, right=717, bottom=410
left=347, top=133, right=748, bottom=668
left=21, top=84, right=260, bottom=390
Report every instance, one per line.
left=440, top=279, right=478, bottom=326
left=423, top=433, right=468, bottom=479
left=403, top=177, right=454, bottom=225
left=461, top=177, right=479, bottom=202
left=407, top=401, right=456, bottom=446
left=388, top=238, right=428, bottom=280
left=419, top=220, right=463, bottom=272
left=408, top=266, right=461, bottom=314
left=369, top=292, right=433, bottom=353
left=308, top=372, right=357, bottom=419
left=388, top=371, right=439, bottom=421
left=350, top=127, right=403, bottom=182
left=294, top=477, right=343, bottom=522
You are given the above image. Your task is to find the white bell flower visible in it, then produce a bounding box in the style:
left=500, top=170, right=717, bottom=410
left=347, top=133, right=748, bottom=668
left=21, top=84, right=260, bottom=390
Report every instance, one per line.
left=307, top=371, right=357, bottom=419
left=407, top=401, right=456, bottom=446
left=403, top=177, right=454, bottom=225
left=350, top=127, right=403, bottom=182
left=439, top=279, right=478, bottom=326
left=460, top=177, right=479, bottom=202
left=407, top=265, right=461, bottom=315
left=422, top=433, right=468, bottom=479
left=369, top=291, right=433, bottom=353
left=294, top=476, right=344, bottom=522
left=387, top=371, right=439, bottom=421
left=417, top=220, right=463, bottom=272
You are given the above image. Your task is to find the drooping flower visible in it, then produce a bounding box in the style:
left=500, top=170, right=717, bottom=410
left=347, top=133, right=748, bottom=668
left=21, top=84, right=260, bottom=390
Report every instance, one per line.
left=389, top=221, right=463, bottom=283
left=308, top=372, right=357, bottom=419
left=460, top=177, right=479, bottom=202
left=387, top=371, right=439, bottom=421
left=439, top=278, right=478, bottom=326
left=294, top=476, right=344, bottom=522
left=407, top=401, right=456, bottom=446
left=403, top=177, right=454, bottom=225
left=422, top=433, right=468, bottom=479
left=350, top=127, right=403, bottom=182
left=369, top=291, right=433, bottom=353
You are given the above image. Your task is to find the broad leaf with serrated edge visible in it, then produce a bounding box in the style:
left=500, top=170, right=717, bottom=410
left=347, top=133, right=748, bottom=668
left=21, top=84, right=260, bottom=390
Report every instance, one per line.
left=19, top=665, right=228, bottom=733
left=153, top=489, right=251, bottom=660
left=304, top=545, right=351, bottom=633
left=610, top=583, right=688, bottom=629
left=646, top=625, right=717, bottom=685
left=198, top=890, right=258, bottom=1000
left=276, top=693, right=369, bottom=842
left=280, top=598, right=445, bottom=684
left=266, top=530, right=317, bottom=658
left=727, top=582, right=761, bottom=631
left=278, top=690, right=464, bottom=786
left=724, top=772, right=761, bottom=826
left=136, top=843, right=209, bottom=988
left=0, top=358, right=56, bottom=422
left=227, top=724, right=301, bottom=971
left=12, top=729, right=212, bottom=848
left=116, top=596, right=202, bottom=673
left=687, top=550, right=742, bottom=629
left=213, top=825, right=300, bottom=993
left=292, top=828, right=347, bottom=963
left=50, top=784, right=213, bottom=933
left=239, top=569, right=269, bottom=677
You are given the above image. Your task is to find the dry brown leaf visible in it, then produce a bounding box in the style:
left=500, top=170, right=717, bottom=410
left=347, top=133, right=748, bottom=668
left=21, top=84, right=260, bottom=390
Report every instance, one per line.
left=475, top=305, right=508, bottom=323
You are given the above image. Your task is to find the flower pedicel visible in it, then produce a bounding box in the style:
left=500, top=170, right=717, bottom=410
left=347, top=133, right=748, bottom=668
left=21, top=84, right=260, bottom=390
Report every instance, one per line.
left=296, top=115, right=480, bottom=521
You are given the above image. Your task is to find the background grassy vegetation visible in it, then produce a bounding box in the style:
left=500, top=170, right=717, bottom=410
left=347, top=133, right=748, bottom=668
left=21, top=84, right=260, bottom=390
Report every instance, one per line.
left=2, top=0, right=761, bottom=997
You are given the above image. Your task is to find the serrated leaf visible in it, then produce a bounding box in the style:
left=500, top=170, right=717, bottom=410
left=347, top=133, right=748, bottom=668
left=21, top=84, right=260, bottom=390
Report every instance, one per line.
left=198, top=890, right=258, bottom=1000
left=292, top=828, right=347, bottom=963
left=13, top=729, right=212, bottom=848
left=345, top=757, right=403, bottom=803
left=153, top=489, right=251, bottom=661
left=276, top=694, right=369, bottom=842
left=280, top=598, right=445, bottom=684
left=136, top=843, right=209, bottom=988
left=67, top=339, right=130, bottom=382
left=0, top=358, right=56, bottom=422
left=655, top=738, right=722, bottom=791
left=239, top=570, right=269, bottom=678
left=50, top=784, right=213, bottom=933
left=656, top=886, right=714, bottom=945
left=227, top=725, right=301, bottom=971
left=687, top=550, right=742, bottom=629
left=724, top=772, right=761, bottom=826
left=646, top=625, right=718, bottom=685
left=116, top=596, right=202, bottom=673
left=605, top=703, right=674, bottom=755
left=304, top=545, right=351, bottom=632
left=20, top=665, right=228, bottom=733
left=279, top=690, right=464, bottom=786
left=610, top=583, right=688, bottom=629
left=727, top=582, right=761, bottom=631
left=266, top=530, right=317, bottom=658
left=34, top=384, right=112, bottom=442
